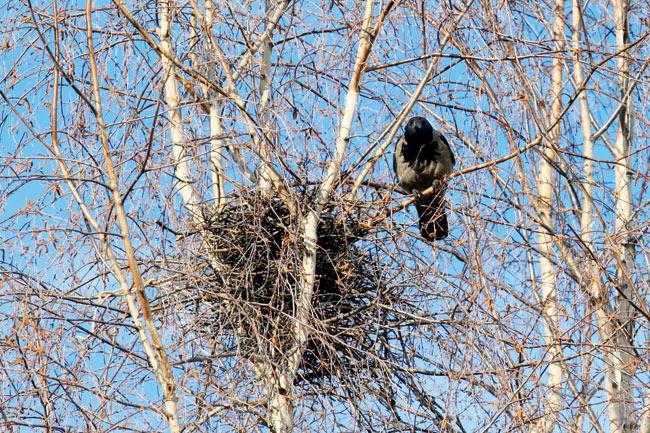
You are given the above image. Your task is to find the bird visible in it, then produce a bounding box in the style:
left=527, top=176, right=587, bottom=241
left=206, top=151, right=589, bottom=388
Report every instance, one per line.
left=393, top=116, right=455, bottom=241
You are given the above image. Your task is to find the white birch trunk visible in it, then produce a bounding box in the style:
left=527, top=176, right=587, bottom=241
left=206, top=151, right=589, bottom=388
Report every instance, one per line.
left=572, top=1, right=594, bottom=244
left=266, top=2, right=378, bottom=431
left=611, top=0, right=636, bottom=430
left=571, top=3, right=601, bottom=433
left=257, top=0, right=275, bottom=195
left=251, top=2, right=294, bottom=429
left=85, top=3, right=181, bottom=431
left=572, top=2, right=634, bottom=432
left=158, top=0, right=199, bottom=220
left=202, top=0, right=226, bottom=211
left=569, top=1, right=639, bottom=430
left=207, top=4, right=295, bottom=213
left=208, top=104, right=227, bottom=211
left=534, top=0, right=564, bottom=430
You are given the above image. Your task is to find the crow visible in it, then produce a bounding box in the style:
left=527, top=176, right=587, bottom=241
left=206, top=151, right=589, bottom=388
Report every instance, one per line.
left=393, top=116, right=455, bottom=241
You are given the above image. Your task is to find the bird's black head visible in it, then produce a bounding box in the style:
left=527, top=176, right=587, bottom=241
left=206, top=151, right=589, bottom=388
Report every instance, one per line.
left=404, top=117, right=434, bottom=145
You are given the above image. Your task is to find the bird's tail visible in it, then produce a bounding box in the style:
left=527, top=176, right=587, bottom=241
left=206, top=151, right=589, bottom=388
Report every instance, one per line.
left=416, top=193, right=449, bottom=241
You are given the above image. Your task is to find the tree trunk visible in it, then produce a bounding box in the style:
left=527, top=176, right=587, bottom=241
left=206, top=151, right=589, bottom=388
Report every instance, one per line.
left=610, top=0, right=636, bottom=430
left=534, top=0, right=565, bottom=430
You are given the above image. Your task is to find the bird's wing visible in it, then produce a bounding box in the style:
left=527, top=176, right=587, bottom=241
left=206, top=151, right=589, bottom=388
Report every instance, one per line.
left=439, top=134, right=455, bottom=167
left=393, top=136, right=404, bottom=180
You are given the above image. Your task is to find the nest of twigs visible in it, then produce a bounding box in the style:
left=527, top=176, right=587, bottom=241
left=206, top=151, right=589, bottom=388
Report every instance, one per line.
left=183, top=194, right=392, bottom=385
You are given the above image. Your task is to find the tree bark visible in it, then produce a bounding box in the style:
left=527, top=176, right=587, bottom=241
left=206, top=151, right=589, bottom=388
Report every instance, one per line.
left=611, top=0, right=636, bottom=431
left=257, top=0, right=275, bottom=196
left=86, top=2, right=181, bottom=431
left=158, top=0, right=199, bottom=221
left=267, top=2, right=380, bottom=430
left=534, top=0, right=565, bottom=430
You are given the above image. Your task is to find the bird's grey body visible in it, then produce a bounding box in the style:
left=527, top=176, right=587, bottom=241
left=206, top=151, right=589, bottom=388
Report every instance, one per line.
left=393, top=117, right=455, bottom=240
left=393, top=130, right=454, bottom=190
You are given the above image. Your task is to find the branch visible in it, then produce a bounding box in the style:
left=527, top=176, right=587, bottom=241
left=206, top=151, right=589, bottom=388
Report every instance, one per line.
left=157, top=0, right=199, bottom=221
left=86, top=2, right=180, bottom=430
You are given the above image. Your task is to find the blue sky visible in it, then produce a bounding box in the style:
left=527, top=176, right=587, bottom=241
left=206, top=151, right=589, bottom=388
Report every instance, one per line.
left=0, top=0, right=649, bottom=431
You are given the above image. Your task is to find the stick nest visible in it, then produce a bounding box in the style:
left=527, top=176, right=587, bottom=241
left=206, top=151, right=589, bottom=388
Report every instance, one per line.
left=184, top=194, right=392, bottom=386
